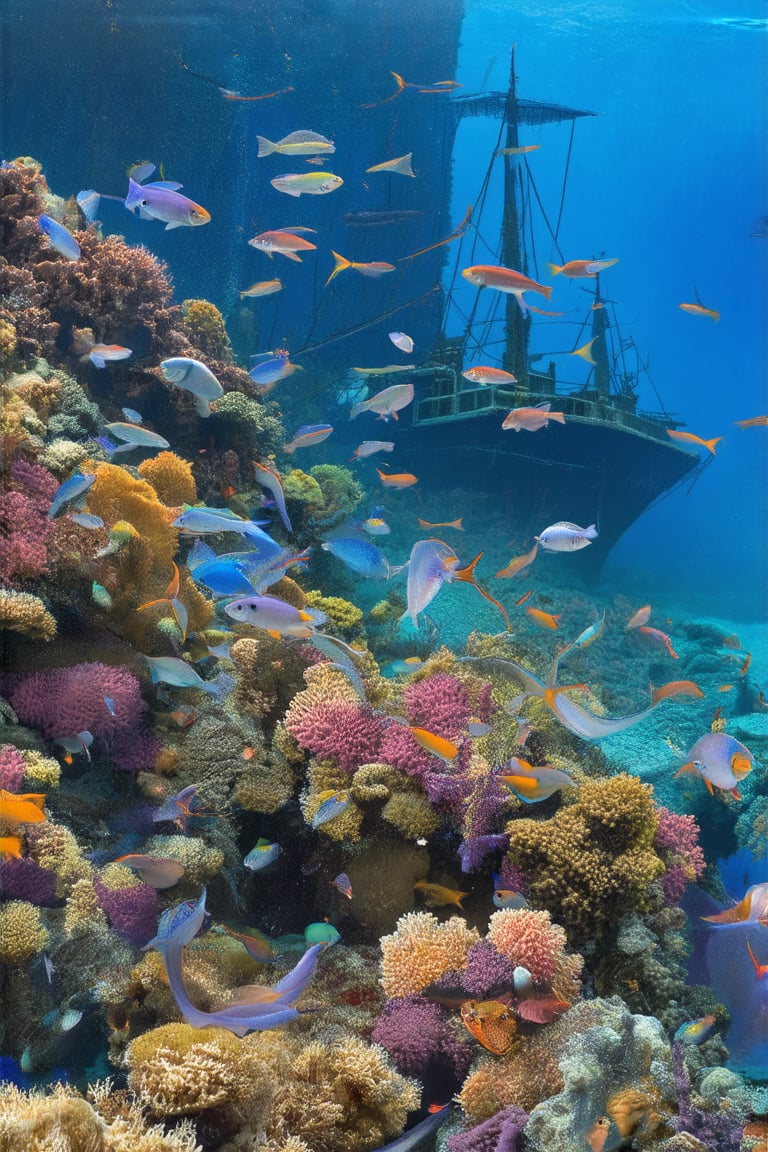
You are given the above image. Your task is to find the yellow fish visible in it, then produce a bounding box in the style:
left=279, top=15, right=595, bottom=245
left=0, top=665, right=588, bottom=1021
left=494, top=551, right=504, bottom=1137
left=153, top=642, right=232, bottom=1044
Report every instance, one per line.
left=0, top=835, right=23, bottom=859
left=0, top=790, right=47, bottom=824
left=409, top=727, right=459, bottom=762
left=571, top=337, right=598, bottom=365
left=679, top=301, right=719, bottom=322
left=413, top=881, right=468, bottom=909
left=366, top=153, right=415, bottom=177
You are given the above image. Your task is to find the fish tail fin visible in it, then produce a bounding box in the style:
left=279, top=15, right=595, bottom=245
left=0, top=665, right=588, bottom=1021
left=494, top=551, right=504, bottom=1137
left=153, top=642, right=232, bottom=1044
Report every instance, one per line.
left=550, top=411, right=566, bottom=424
left=390, top=153, right=414, bottom=177
left=454, top=552, right=511, bottom=631
left=325, top=251, right=351, bottom=286
left=194, top=394, right=213, bottom=418
left=542, top=284, right=553, bottom=300
left=282, top=442, right=296, bottom=454
left=391, top=71, right=406, bottom=92
left=585, top=524, right=598, bottom=539
left=545, top=263, right=563, bottom=276
left=704, top=437, right=723, bottom=455
left=124, top=177, right=143, bottom=212
left=712, top=311, right=720, bottom=323
left=209, top=671, right=236, bottom=702
left=256, top=136, right=276, bottom=157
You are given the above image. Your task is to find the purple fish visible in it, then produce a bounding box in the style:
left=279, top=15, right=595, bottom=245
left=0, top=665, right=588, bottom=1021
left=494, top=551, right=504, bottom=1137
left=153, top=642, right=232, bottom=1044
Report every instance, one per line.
left=125, top=178, right=210, bottom=229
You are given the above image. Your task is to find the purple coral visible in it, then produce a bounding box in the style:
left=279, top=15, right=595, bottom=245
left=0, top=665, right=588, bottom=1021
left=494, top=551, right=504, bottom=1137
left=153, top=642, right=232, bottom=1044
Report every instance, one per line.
left=447, top=1105, right=528, bottom=1152
left=655, top=806, right=706, bottom=905
left=0, top=745, right=26, bottom=792
left=672, top=1042, right=742, bottom=1150
left=285, top=700, right=384, bottom=772
left=0, top=460, right=57, bottom=587
left=0, top=858, right=58, bottom=906
left=405, top=673, right=472, bottom=738
left=459, top=940, right=518, bottom=999
left=94, top=876, right=160, bottom=947
left=111, top=726, right=164, bottom=774
left=7, top=662, right=146, bottom=740
left=371, top=995, right=474, bottom=1090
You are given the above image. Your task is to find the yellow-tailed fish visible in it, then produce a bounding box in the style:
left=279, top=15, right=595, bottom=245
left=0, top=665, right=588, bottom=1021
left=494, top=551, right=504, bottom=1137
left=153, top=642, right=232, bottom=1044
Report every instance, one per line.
left=270, top=171, right=343, bottom=197
left=499, top=757, right=577, bottom=803
left=413, top=881, right=468, bottom=909
left=325, top=252, right=396, bottom=286
left=366, top=153, right=415, bottom=177
left=702, top=882, right=768, bottom=925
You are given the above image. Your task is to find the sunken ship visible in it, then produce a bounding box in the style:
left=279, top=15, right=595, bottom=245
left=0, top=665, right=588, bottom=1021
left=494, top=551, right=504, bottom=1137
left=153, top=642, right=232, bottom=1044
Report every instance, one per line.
left=395, top=49, right=701, bottom=569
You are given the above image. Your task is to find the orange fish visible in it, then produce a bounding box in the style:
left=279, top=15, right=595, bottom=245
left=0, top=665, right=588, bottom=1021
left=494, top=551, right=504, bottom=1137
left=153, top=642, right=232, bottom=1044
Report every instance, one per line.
left=571, top=337, right=598, bottom=365
left=722, top=634, right=741, bottom=650
left=586, top=1116, right=611, bottom=1152
left=502, top=404, right=565, bottom=432
left=527, top=606, right=560, bottom=631
left=377, top=468, right=418, bottom=489
left=325, top=251, right=396, bottom=286
left=462, top=264, right=551, bottom=305
left=0, top=835, right=23, bottom=859
left=666, top=429, right=722, bottom=455
left=546, top=258, right=620, bottom=278
left=496, top=540, right=538, bottom=579
left=679, top=301, right=719, bottom=322
left=741, top=652, right=751, bottom=676
left=0, top=791, right=46, bottom=824
left=734, top=415, right=768, bottom=428
left=718, top=685, right=734, bottom=693
left=409, top=727, right=460, bottom=762
left=136, top=562, right=188, bottom=641
left=496, top=144, right=541, bottom=155
left=747, top=941, right=768, bottom=980
left=169, top=706, right=197, bottom=729
left=462, top=366, right=518, bottom=385
left=418, top=518, right=464, bottom=531
left=460, top=999, right=517, bottom=1055
left=625, top=605, right=651, bottom=630
left=241, top=747, right=256, bottom=760
left=636, top=625, right=678, bottom=659
left=413, top=881, right=468, bottom=909
left=515, top=590, right=533, bottom=607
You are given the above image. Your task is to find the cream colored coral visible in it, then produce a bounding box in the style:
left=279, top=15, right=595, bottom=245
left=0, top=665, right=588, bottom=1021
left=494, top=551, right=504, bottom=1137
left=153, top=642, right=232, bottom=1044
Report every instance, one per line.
left=29, top=821, right=91, bottom=895
left=64, top=878, right=107, bottom=936
left=142, top=835, right=224, bottom=885
left=0, top=900, right=49, bottom=963
left=380, top=911, right=480, bottom=997
left=0, top=589, right=56, bottom=641
left=21, top=749, right=61, bottom=790
left=128, top=1026, right=246, bottom=1117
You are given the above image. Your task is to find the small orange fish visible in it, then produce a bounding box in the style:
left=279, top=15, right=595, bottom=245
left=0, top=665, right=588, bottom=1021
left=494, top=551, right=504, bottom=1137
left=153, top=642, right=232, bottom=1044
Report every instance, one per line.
left=546, top=258, right=620, bottom=279
left=586, top=1116, right=611, bottom=1152
left=221, top=485, right=237, bottom=499
left=0, top=835, right=23, bottom=859
left=527, top=606, right=560, bottom=631
left=666, top=429, right=722, bottom=455
left=170, top=706, right=197, bottom=729
left=460, top=999, right=517, bottom=1055
left=636, top=625, right=678, bottom=659
left=462, top=366, right=518, bottom=385
left=718, top=685, right=734, bottom=693
left=650, top=680, right=704, bottom=704
left=679, top=301, right=719, bottom=322
left=241, top=747, right=256, bottom=760
left=413, top=881, right=468, bottom=909
left=409, top=727, right=460, bottom=762
left=722, top=634, right=741, bottom=649
left=515, top=590, right=533, bottom=607
left=325, top=251, right=396, bottom=286
left=734, top=415, right=768, bottom=428
left=0, top=791, right=46, bottom=824
left=496, top=144, right=541, bottom=155
left=741, top=652, right=751, bottom=676
left=377, top=468, right=418, bottom=489
left=625, top=604, right=651, bottom=630
left=427, top=1103, right=450, bottom=1114
left=418, top=518, right=464, bottom=531
left=496, top=540, right=538, bottom=579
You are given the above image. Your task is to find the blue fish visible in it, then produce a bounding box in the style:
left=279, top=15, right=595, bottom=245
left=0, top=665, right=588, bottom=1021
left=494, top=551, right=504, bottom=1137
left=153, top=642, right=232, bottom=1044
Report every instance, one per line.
left=173, top=507, right=279, bottom=554
left=122, top=407, right=143, bottom=423
left=103, top=696, right=117, bottom=717
left=248, top=350, right=299, bottom=388
left=38, top=214, right=80, bottom=260
left=68, top=512, right=104, bottom=529
left=48, top=473, right=96, bottom=519
left=244, top=839, right=282, bottom=872
left=187, top=540, right=290, bottom=595
left=312, top=790, right=351, bottom=829
left=321, top=537, right=389, bottom=579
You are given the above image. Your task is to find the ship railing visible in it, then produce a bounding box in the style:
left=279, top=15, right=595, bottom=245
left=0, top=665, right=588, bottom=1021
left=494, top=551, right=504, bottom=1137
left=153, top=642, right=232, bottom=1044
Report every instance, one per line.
left=413, top=377, right=682, bottom=439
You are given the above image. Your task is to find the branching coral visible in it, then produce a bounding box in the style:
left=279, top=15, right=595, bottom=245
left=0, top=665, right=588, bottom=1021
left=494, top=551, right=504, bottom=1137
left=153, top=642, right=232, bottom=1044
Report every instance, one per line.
left=371, top=994, right=475, bottom=1086
left=508, top=773, right=665, bottom=943
left=380, top=911, right=480, bottom=998
left=0, top=458, right=57, bottom=587
left=487, top=908, right=574, bottom=987
left=128, top=1024, right=257, bottom=1117
left=138, top=452, right=198, bottom=507
left=8, top=660, right=146, bottom=739
left=0, top=588, right=57, bottom=641
left=285, top=664, right=384, bottom=771
left=0, top=899, right=49, bottom=962
left=654, top=806, right=706, bottom=906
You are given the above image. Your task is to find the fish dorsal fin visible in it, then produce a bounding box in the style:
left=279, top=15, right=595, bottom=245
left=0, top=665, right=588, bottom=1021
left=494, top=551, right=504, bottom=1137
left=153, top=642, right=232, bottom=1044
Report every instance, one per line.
left=534, top=402, right=552, bottom=411
left=187, top=539, right=217, bottom=572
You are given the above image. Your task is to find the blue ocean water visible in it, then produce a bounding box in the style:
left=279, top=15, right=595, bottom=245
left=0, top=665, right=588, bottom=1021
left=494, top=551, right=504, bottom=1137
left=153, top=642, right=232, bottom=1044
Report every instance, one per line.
left=1, top=0, right=767, bottom=1148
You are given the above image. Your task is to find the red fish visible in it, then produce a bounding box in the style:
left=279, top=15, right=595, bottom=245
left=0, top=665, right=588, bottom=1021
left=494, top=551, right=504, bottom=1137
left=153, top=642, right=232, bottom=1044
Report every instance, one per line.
left=636, top=625, right=678, bottom=658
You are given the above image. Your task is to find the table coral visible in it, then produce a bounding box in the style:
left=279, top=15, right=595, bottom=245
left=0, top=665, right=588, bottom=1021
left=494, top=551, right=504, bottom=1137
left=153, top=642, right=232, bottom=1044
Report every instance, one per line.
left=0, top=899, right=49, bottom=962
left=380, top=911, right=480, bottom=998
left=508, top=773, right=666, bottom=943
left=138, top=452, right=198, bottom=507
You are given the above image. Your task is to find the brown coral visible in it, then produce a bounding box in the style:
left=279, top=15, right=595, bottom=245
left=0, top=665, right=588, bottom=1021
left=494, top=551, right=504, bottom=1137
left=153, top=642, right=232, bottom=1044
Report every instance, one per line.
left=138, top=453, right=197, bottom=507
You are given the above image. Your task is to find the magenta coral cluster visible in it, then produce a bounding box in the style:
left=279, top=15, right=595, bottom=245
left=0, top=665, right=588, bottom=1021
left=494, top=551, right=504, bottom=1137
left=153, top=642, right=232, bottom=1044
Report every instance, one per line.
left=0, top=744, right=26, bottom=791
left=7, top=661, right=147, bottom=740
left=285, top=700, right=385, bottom=772
left=405, top=672, right=474, bottom=737
left=454, top=940, right=518, bottom=999
left=0, top=858, right=58, bottom=906
left=94, top=876, right=160, bottom=947
left=654, top=806, right=706, bottom=905
left=371, top=994, right=474, bottom=1091
left=0, top=459, right=57, bottom=587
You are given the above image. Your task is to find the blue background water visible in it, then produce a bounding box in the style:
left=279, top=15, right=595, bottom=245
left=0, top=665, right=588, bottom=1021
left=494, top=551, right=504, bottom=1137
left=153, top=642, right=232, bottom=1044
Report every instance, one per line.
left=1, top=0, right=765, bottom=616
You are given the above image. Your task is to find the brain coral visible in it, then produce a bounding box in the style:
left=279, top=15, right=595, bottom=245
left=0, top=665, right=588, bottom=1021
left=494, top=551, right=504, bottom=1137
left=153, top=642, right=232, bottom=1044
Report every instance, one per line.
left=380, top=911, right=480, bottom=998
left=508, top=773, right=665, bottom=943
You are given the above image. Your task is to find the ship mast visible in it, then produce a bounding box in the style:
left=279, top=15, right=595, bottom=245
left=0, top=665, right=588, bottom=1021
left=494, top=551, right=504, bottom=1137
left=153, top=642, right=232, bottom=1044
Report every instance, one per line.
left=590, top=274, right=611, bottom=395
left=499, top=46, right=530, bottom=385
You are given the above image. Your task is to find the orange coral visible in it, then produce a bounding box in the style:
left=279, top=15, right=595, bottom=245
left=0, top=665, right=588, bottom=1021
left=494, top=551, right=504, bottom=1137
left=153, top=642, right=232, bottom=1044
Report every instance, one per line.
left=88, top=464, right=177, bottom=569
left=138, top=452, right=197, bottom=507
left=380, top=911, right=480, bottom=998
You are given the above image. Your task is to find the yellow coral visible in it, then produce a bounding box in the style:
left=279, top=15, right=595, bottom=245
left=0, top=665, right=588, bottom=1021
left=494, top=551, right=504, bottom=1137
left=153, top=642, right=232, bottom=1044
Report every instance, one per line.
left=305, top=591, right=363, bottom=634
left=381, top=789, right=440, bottom=839
left=282, top=469, right=324, bottom=505
left=64, top=878, right=107, bottom=936
left=142, top=835, right=224, bottom=885
left=182, top=299, right=233, bottom=362
left=0, top=589, right=56, bottom=641
left=302, top=759, right=363, bottom=842
left=128, top=1024, right=252, bottom=1117
left=88, top=463, right=177, bottom=567
left=380, top=911, right=480, bottom=997
left=0, top=900, right=49, bottom=962
left=21, top=749, right=61, bottom=791
left=138, top=452, right=197, bottom=507
left=28, top=821, right=91, bottom=896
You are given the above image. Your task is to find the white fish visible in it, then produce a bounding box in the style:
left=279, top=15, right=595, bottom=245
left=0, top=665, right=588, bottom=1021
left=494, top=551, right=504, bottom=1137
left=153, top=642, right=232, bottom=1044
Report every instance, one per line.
left=68, top=512, right=104, bottom=529
left=389, top=331, right=414, bottom=354
left=160, top=358, right=224, bottom=417
left=351, top=440, right=395, bottom=460
left=122, top=407, right=143, bottom=423
left=535, top=521, right=598, bottom=552
left=103, top=422, right=170, bottom=449
left=257, top=130, right=335, bottom=157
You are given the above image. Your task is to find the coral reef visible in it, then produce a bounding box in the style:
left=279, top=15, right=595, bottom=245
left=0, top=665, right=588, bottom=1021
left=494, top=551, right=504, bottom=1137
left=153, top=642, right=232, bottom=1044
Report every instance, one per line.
left=380, top=911, right=480, bottom=997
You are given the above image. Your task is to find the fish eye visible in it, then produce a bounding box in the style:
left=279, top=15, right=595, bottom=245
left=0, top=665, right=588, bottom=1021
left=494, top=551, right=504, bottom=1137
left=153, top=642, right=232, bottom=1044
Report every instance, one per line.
left=141, top=199, right=149, bottom=206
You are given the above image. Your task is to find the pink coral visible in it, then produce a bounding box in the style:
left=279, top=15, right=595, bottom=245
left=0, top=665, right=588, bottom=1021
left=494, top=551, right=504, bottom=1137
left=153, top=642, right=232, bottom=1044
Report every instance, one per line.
left=0, top=744, right=26, bottom=791
left=405, top=673, right=472, bottom=738
left=654, top=806, right=706, bottom=906
left=7, top=662, right=146, bottom=739
left=285, top=700, right=384, bottom=772
left=378, top=721, right=473, bottom=813
left=0, top=460, right=57, bottom=587
left=487, top=908, right=568, bottom=985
